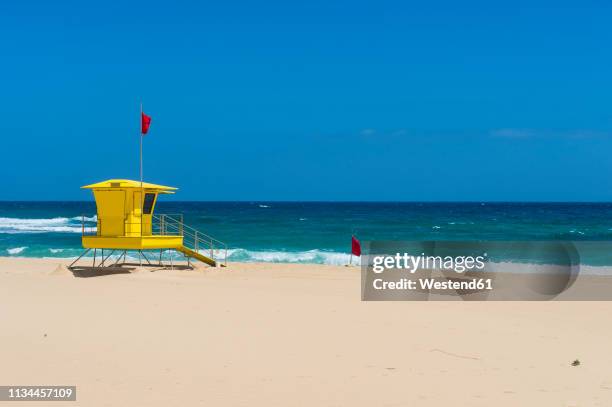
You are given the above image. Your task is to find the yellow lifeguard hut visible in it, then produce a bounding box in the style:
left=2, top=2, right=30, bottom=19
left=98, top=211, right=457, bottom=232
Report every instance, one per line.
left=70, top=179, right=225, bottom=269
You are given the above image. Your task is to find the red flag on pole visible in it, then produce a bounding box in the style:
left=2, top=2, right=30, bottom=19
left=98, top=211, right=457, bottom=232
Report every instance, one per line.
left=351, top=235, right=361, bottom=256
left=141, top=112, right=152, bottom=134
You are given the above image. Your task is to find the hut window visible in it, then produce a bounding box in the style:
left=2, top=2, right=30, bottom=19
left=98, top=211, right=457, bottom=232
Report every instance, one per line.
left=142, top=193, right=156, bottom=214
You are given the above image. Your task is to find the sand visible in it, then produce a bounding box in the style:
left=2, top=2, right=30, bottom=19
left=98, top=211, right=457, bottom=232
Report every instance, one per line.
left=0, top=257, right=611, bottom=406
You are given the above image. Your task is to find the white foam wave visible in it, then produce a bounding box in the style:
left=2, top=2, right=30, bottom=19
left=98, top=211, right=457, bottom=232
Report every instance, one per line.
left=71, top=215, right=97, bottom=222
left=0, top=216, right=94, bottom=234
left=223, top=248, right=360, bottom=266
left=258, top=205, right=270, bottom=208
left=7, top=246, right=27, bottom=255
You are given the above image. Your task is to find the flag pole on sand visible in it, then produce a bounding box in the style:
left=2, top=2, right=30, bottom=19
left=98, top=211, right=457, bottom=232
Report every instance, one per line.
left=349, top=235, right=361, bottom=267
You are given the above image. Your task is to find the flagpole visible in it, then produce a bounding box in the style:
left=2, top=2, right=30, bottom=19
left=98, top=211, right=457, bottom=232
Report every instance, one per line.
left=349, top=235, right=353, bottom=266
left=140, top=102, right=143, bottom=239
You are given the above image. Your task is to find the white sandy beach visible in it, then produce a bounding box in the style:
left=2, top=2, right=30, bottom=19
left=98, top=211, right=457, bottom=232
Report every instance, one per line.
left=0, top=257, right=611, bottom=406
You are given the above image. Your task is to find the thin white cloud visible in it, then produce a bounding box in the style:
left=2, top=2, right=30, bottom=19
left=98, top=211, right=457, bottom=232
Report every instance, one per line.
left=360, top=128, right=377, bottom=137
left=491, top=128, right=536, bottom=138
left=491, top=128, right=609, bottom=139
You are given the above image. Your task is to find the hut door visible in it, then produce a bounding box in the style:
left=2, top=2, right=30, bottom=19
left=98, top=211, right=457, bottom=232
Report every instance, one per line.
left=132, top=191, right=156, bottom=236
left=141, top=193, right=156, bottom=235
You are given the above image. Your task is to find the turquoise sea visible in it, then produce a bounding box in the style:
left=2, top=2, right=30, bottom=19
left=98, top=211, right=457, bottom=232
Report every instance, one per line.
left=1, top=201, right=612, bottom=265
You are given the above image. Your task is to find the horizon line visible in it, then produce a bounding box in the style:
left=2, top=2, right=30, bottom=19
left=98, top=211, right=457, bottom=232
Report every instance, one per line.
left=2, top=200, right=612, bottom=204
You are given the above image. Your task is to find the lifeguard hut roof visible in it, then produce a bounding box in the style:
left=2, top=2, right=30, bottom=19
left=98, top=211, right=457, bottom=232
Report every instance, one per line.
left=81, top=179, right=177, bottom=194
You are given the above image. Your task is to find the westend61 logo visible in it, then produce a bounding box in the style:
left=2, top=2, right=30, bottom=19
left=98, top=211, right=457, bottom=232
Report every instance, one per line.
left=361, top=241, right=612, bottom=301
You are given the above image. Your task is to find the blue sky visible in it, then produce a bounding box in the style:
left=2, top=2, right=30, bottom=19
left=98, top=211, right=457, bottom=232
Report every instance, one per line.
left=1, top=0, right=611, bottom=201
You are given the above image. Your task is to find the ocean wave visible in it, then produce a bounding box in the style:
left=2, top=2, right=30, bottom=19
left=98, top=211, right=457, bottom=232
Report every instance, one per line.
left=7, top=246, right=27, bottom=255
left=222, top=248, right=360, bottom=265
left=258, top=205, right=270, bottom=208
left=0, top=216, right=95, bottom=234
left=71, top=215, right=97, bottom=222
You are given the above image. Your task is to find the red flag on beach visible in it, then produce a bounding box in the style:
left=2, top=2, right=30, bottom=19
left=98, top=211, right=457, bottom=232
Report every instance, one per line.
left=141, top=112, right=152, bottom=134
left=351, top=235, right=361, bottom=257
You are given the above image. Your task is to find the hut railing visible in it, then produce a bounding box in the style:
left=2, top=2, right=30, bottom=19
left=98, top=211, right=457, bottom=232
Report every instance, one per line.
left=153, top=214, right=228, bottom=266
left=81, top=215, right=98, bottom=236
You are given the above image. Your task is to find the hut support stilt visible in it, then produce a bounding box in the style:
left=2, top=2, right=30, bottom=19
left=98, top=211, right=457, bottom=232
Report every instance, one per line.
left=68, top=249, right=91, bottom=268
